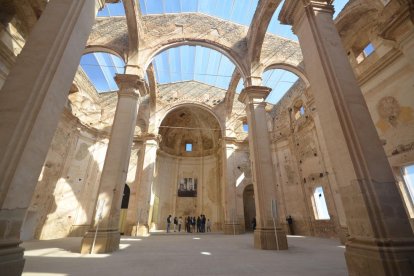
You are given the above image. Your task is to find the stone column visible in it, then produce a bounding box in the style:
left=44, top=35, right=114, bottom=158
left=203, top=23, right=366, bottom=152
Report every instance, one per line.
left=131, top=135, right=159, bottom=236
left=239, top=86, right=288, bottom=250
left=222, top=139, right=243, bottom=234
left=80, top=74, right=142, bottom=254
left=0, top=0, right=101, bottom=274
left=279, top=1, right=414, bottom=275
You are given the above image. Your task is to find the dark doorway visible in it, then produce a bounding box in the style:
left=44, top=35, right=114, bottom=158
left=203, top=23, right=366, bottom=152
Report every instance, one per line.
left=243, top=184, right=256, bottom=232
left=119, top=184, right=130, bottom=234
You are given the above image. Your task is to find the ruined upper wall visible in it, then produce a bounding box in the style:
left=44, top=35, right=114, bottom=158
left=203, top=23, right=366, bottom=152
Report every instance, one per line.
left=86, top=13, right=303, bottom=77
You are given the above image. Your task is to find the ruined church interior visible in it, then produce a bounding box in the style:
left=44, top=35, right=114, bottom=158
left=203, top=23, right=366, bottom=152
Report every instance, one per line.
left=0, top=0, right=414, bottom=275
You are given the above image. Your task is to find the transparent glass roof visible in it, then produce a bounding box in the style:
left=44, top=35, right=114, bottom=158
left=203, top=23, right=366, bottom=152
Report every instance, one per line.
left=87, top=0, right=349, bottom=103
left=80, top=53, right=125, bottom=92
left=153, top=45, right=235, bottom=90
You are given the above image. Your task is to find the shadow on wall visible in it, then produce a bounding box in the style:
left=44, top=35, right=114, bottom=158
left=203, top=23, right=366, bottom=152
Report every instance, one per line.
left=21, top=116, right=107, bottom=241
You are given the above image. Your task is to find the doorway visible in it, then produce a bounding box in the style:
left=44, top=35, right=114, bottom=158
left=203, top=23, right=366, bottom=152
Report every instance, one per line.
left=243, top=184, right=256, bottom=231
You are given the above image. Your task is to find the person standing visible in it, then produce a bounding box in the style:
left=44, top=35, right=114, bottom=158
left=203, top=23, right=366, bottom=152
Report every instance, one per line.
left=178, top=216, right=183, bottom=232
left=206, top=219, right=211, bottom=232
left=187, top=216, right=191, bottom=233
left=201, top=214, right=206, bottom=232
left=167, top=215, right=172, bottom=233
left=286, top=215, right=294, bottom=235
left=192, top=216, right=196, bottom=233
left=251, top=217, right=256, bottom=231
left=173, top=216, right=178, bottom=232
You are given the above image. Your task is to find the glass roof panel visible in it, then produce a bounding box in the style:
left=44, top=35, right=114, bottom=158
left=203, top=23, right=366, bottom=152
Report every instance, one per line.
left=263, top=69, right=298, bottom=104
left=235, top=69, right=298, bottom=105
left=153, top=45, right=235, bottom=90
left=90, top=0, right=348, bottom=95
left=80, top=53, right=125, bottom=93
left=139, top=0, right=258, bottom=27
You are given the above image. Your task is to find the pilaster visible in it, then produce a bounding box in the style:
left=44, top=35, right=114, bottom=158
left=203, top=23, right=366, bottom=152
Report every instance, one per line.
left=222, top=138, right=244, bottom=234
left=81, top=74, right=142, bottom=254
left=130, top=133, right=160, bottom=236
left=0, top=0, right=97, bottom=274
left=280, top=1, right=414, bottom=274
left=238, top=86, right=288, bottom=250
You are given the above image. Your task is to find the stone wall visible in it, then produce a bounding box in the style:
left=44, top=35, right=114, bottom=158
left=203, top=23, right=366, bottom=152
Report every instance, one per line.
left=22, top=111, right=108, bottom=240
left=154, top=152, right=223, bottom=231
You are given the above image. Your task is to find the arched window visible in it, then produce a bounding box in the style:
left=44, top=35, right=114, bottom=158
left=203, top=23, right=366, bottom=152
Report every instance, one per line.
left=311, top=186, right=330, bottom=220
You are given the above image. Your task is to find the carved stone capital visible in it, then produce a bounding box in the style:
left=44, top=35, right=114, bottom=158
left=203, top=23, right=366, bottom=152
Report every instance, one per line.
left=114, top=74, right=144, bottom=99
left=238, top=86, right=271, bottom=105
left=279, top=0, right=334, bottom=27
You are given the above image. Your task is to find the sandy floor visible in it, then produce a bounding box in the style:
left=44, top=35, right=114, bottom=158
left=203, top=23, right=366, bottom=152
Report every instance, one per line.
left=22, top=233, right=347, bottom=276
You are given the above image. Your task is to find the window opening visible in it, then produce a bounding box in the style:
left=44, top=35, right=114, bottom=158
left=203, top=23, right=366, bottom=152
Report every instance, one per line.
left=185, top=143, right=193, bottom=152
left=356, top=43, right=375, bottom=64
left=243, top=123, right=248, bottom=132
left=294, top=105, right=305, bottom=120
left=312, top=186, right=330, bottom=220
left=402, top=164, right=414, bottom=216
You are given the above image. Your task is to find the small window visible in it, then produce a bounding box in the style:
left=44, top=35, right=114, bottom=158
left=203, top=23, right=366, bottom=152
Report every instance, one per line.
left=243, top=123, right=248, bottom=132
left=300, top=106, right=305, bottom=115
left=294, top=105, right=305, bottom=120
left=185, top=143, right=193, bottom=152
left=356, top=43, right=375, bottom=64
left=311, top=186, right=330, bottom=220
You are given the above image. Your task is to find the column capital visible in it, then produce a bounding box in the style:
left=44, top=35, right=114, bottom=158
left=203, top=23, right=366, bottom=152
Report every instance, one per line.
left=238, top=86, right=271, bottom=105
left=115, top=74, right=145, bottom=99
left=279, top=0, right=334, bottom=27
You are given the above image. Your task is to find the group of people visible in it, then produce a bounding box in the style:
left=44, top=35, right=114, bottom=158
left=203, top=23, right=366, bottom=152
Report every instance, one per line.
left=166, top=214, right=211, bottom=233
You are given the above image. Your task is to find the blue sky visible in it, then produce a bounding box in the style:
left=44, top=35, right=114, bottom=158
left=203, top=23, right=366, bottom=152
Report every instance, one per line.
left=81, top=0, right=349, bottom=104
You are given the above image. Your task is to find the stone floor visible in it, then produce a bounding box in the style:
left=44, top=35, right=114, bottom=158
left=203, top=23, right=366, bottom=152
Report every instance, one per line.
left=22, top=233, right=347, bottom=276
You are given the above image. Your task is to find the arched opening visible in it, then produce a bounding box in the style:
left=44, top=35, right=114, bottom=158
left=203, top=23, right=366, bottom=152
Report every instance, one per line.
left=243, top=184, right=256, bottom=232
left=152, top=104, right=224, bottom=231
left=79, top=52, right=125, bottom=93
left=119, top=184, right=130, bottom=235
left=144, top=44, right=245, bottom=90
left=235, top=67, right=301, bottom=105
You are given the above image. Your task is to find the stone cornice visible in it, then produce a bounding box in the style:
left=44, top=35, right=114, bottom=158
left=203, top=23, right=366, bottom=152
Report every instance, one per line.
left=357, top=48, right=402, bottom=86
left=115, top=74, right=144, bottom=99
left=279, top=0, right=334, bottom=27
left=238, top=86, right=272, bottom=104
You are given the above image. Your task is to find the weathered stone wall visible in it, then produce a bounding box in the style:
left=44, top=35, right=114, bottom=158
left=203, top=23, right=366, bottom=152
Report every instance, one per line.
left=154, top=152, right=223, bottom=231
left=22, top=110, right=109, bottom=240
left=336, top=0, right=414, bottom=231
left=268, top=81, right=341, bottom=239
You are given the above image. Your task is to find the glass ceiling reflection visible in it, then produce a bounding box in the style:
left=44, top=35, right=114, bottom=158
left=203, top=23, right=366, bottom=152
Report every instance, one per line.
left=83, top=0, right=349, bottom=105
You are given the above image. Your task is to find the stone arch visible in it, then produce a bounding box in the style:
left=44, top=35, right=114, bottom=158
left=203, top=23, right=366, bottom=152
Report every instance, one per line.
left=156, top=102, right=225, bottom=137
left=141, top=40, right=248, bottom=81
left=262, top=63, right=310, bottom=88
left=83, top=45, right=126, bottom=63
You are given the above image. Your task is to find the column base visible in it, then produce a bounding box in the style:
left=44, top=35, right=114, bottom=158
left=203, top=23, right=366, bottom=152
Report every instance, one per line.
left=254, top=228, right=288, bottom=250
left=131, top=224, right=150, bottom=237
left=80, top=229, right=120, bottom=254
left=0, top=239, right=25, bottom=276
left=223, top=223, right=245, bottom=235
left=345, top=237, right=414, bottom=276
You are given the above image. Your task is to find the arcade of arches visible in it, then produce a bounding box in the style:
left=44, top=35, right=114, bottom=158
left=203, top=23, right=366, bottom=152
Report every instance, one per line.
left=0, top=1, right=414, bottom=275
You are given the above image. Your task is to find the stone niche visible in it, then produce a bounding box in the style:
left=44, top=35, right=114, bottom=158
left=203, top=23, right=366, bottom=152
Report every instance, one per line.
left=153, top=105, right=224, bottom=230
